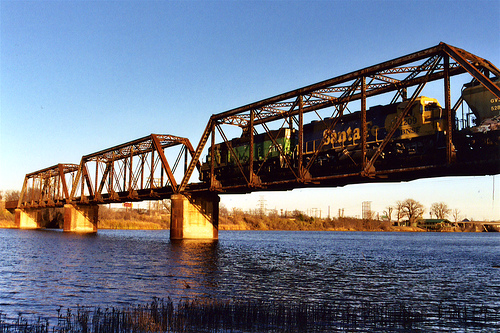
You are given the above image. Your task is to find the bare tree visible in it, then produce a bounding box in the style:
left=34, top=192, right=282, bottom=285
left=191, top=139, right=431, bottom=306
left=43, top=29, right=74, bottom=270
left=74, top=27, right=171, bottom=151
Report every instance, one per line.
left=452, top=209, right=462, bottom=223
left=395, top=201, right=405, bottom=222
left=399, top=199, right=425, bottom=225
left=383, top=206, right=394, bottom=222
left=430, top=202, right=451, bottom=219
left=219, top=204, right=229, bottom=217
left=3, top=190, right=20, bottom=202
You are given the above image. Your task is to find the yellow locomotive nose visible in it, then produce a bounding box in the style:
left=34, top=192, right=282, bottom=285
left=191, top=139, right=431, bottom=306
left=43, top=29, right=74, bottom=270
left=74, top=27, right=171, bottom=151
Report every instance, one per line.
left=383, top=96, right=444, bottom=140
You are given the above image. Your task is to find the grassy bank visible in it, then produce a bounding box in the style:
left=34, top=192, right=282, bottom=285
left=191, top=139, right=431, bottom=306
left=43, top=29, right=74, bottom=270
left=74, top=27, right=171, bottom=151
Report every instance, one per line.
left=0, top=207, right=488, bottom=232
left=219, top=213, right=423, bottom=232
left=0, top=209, right=15, bottom=228
left=98, top=206, right=170, bottom=230
left=98, top=218, right=168, bottom=230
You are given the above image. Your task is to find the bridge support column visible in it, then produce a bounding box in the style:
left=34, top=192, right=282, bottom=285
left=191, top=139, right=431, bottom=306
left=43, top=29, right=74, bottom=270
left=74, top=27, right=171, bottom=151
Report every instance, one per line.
left=63, top=204, right=98, bottom=233
left=15, top=209, right=41, bottom=229
left=170, top=193, right=219, bottom=240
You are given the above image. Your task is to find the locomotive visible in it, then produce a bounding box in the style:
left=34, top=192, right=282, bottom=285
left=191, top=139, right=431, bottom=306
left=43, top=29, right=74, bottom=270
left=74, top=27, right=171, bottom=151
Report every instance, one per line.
left=302, top=96, right=445, bottom=176
left=200, top=78, right=499, bottom=185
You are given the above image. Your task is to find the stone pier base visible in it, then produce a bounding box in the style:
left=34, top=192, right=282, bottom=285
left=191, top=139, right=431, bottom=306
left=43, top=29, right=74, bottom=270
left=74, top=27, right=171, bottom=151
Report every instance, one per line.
left=63, top=204, right=98, bottom=233
left=15, top=209, right=41, bottom=229
left=170, top=193, right=219, bottom=240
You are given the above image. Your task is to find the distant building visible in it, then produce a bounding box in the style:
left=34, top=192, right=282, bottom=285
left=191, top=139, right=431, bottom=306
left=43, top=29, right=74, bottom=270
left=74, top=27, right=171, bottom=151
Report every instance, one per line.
left=417, top=219, right=452, bottom=231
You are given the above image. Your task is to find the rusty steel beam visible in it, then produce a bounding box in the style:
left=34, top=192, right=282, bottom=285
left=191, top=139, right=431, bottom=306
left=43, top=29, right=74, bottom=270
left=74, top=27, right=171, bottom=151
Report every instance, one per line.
left=70, top=134, right=197, bottom=203
left=211, top=46, right=466, bottom=131
left=298, top=95, right=304, bottom=181
left=17, top=163, right=79, bottom=208
left=361, top=76, right=367, bottom=172
left=304, top=78, right=362, bottom=173
left=82, top=134, right=191, bottom=162
left=218, top=64, right=465, bottom=129
left=443, top=44, right=500, bottom=100
left=444, top=55, right=453, bottom=165
left=249, top=65, right=466, bottom=127
left=249, top=109, right=255, bottom=185
left=210, top=44, right=447, bottom=122
left=151, top=134, right=178, bottom=190
left=215, top=124, right=250, bottom=185
left=256, top=120, right=298, bottom=180
left=362, top=54, right=443, bottom=176
left=179, top=119, right=214, bottom=192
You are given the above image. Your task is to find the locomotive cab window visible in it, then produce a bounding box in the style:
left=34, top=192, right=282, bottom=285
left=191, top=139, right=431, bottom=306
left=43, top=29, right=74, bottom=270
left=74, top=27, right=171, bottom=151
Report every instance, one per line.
left=423, top=102, right=439, bottom=124
left=423, top=105, right=432, bottom=124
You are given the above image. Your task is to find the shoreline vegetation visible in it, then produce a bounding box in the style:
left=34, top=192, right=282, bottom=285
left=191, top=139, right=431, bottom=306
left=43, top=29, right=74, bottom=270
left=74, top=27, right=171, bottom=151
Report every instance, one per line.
left=1, top=298, right=499, bottom=332
left=0, top=205, right=494, bottom=232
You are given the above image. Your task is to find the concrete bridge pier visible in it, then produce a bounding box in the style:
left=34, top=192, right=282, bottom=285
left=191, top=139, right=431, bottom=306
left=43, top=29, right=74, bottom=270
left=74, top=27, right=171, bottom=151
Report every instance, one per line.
left=63, top=204, right=98, bottom=233
left=15, top=209, right=41, bottom=229
left=170, top=193, right=219, bottom=240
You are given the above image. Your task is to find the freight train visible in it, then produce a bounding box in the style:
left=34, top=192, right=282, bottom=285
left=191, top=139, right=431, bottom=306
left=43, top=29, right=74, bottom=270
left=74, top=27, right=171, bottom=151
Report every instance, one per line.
left=200, top=78, right=500, bottom=185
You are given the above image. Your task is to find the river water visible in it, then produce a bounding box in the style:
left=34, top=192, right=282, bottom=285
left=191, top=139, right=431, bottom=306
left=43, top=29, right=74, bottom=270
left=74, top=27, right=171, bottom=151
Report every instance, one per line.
left=0, top=229, right=499, bottom=329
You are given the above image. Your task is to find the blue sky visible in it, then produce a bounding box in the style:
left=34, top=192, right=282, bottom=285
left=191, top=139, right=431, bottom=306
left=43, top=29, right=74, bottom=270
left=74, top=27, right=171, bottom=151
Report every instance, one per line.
left=1, top=0, right=499, bottom=220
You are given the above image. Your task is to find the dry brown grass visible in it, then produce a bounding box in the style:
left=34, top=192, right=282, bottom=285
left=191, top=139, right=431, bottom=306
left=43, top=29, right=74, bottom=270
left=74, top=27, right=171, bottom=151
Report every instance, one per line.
left=98, top=219, right=168, bottom=230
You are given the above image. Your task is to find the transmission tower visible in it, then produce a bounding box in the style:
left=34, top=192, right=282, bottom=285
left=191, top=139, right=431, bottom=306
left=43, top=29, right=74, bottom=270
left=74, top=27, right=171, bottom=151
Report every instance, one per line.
left=362, top=201, right=372, bottom=220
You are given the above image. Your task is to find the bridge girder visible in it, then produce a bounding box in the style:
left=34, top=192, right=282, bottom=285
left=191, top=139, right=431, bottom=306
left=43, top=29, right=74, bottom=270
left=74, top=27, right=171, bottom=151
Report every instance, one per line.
left=14, top=135, right=199, bottom=209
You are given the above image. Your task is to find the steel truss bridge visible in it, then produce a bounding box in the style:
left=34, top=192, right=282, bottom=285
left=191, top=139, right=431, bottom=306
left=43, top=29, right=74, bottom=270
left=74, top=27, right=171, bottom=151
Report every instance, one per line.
left=6, top=42, right=500, bottom=213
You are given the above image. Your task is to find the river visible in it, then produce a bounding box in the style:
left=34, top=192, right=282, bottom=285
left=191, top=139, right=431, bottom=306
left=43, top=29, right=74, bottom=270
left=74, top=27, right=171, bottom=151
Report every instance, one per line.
left=0, top=229, right=499, bottom=329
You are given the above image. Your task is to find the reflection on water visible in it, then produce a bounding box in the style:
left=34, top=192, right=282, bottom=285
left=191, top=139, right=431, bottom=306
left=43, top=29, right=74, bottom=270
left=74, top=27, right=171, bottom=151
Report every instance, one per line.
left=0, top=229, right=499, bottom=323
left=168, top=239, right=219, bottom=296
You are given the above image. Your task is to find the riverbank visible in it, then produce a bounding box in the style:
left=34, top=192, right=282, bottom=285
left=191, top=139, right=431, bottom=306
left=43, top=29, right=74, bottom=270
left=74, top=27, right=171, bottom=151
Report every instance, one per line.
left=0, top=213, right=424, bottom=231
left=0, top=209, right=494, bottom=232
left=219, top=214, right=425, bottom=232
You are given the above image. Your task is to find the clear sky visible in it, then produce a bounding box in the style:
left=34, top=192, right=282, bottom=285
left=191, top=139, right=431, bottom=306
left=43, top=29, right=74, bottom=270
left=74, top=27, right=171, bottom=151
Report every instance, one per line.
left=1, top=0, right=499, bottom=221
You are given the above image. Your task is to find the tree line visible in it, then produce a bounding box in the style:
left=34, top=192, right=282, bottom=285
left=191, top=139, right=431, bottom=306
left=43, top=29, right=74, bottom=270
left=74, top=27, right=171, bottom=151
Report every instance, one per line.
left=0, top=190, right=20, bottom=202
left=383, top=199, right=462, bottom=225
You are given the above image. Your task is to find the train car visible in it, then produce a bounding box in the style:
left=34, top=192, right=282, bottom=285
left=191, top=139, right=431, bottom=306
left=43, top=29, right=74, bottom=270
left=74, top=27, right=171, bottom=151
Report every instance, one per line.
left=200, top=96, right=447, bottom=183
left=303, top=96, right=446, bottom=175
left=455, top=77, right=500, bottom=163
left=462, top=77, right=500, bottom=126
left=200, top=128, right=294, bottom=183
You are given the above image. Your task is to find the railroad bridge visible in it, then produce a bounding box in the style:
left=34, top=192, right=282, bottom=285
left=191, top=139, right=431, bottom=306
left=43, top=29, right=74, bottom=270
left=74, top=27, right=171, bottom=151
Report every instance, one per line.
left=5, top=43, right=500, bottom=239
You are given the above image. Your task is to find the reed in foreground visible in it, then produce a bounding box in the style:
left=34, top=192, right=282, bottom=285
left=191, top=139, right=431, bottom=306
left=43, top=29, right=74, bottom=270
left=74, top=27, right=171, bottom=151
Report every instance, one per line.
left=1, top=298, right=499, bottom=332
